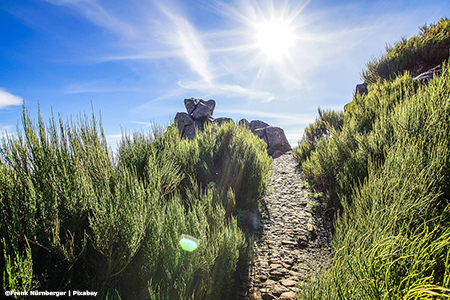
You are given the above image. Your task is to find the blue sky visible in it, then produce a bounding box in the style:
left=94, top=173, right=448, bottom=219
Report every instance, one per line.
left=1, top=0, right=448, bottom=150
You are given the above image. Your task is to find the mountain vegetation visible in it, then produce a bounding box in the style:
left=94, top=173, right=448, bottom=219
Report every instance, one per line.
left=0, top=111, right=271, bottom=299
left=2, top=15, right=450, bottom=300
left=294, top=18, right=450, bottom=299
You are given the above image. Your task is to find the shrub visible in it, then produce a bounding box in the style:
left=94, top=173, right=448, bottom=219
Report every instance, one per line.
left=362, top=18, right=450, bottom=83
left=293, top=108, right=344, bottom=164
left=0, top=107, right=271, bottom=299
left=296, top=61, right=450, bottom=299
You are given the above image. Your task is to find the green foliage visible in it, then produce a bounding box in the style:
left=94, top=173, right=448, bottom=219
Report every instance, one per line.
left=0, top=107, right=271, bottom=299
left=296, top=56, right=450, bottom=299
left=363, top=18, right=450, bottom=83
left=293, top=107, right=344, bottom=164
left=2, top=237, right=36, bottom=295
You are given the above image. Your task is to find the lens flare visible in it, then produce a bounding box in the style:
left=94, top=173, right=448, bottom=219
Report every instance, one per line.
left=179, top=234, right=199, bottom=252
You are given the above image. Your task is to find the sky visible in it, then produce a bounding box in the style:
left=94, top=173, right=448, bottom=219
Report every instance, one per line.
left=0, top=0, right=449, bottom=151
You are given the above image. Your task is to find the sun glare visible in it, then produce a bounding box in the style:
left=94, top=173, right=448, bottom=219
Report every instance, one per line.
left=255, top=18, right=295, bottom=62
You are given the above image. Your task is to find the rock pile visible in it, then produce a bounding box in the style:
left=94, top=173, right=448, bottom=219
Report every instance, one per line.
left=174, top=98, right=292, bottom=158
left=175, top=98, right=217, bottom=140
left=238, top=119, right=292, bottom=158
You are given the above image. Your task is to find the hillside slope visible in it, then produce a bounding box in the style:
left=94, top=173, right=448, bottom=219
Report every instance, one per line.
left=294, top=18, right=450, bottom=299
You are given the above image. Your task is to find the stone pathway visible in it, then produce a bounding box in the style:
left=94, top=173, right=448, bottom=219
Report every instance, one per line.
left=246, top=151, right=331, bottom=300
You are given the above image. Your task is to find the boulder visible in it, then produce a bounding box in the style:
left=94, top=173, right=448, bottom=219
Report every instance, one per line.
left=191, top=99, right=216, bottom=119
left=253, top=127, right=267, bottom=139
left=183, top=124, right=196, bottom=140
left=174, top=112, right=193, bottom=135
left=215, top=117, right=234, bottom=126
left=250, top=120, right=269, bottom=132
left=266, top=126, right=292, bottom=156
left=175, top=99, right=292, bottom=157
left=238, top=118, right=250, bottom=129
left=184, top=98, right=201, bottom=115
left=355, top=83, right=368, bottom=95
left=178, top=98, right=216, bottom=139
left=194, top=116, right=214, bottom=131
left=413, top=66, right=442, bottom=84
left=272, top=150, right=282, bottom=159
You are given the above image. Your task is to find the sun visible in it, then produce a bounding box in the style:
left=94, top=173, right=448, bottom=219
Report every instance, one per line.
left=254, top=18, right=296, bottom=62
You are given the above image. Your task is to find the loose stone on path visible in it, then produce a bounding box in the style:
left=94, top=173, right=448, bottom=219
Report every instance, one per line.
left=246, top=151, right=331, bottom=300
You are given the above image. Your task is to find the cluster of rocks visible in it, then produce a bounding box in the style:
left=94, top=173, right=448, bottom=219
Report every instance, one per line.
left=346, top=66, right=443, bottom=112
left=353, top=65, right=443, bottom=98
left=174, top=98, right=291, bottom=158
left=244, top=152, right=331, bottom=300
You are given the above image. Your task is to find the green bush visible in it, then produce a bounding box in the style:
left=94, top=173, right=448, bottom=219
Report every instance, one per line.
left=293, top=108, right=344, bottom=164
left=296, top=59, right=450, bottom=299
left=362, top=18, right=450, bottom=83
left=0, top=108, right=271, bottom=299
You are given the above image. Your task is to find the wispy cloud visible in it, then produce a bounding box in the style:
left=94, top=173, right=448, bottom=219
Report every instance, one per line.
left=129, top=121, right=153, bottom=128
left=43, top=0, right=138, bottom=39
left=41, top=0, right=446, bottom=122
left=62, top=82, right=144, bottom=94
left=215, top=109, right=315, bottom=125
left=178, top=80, right=275, bottom=102
left=157, top=6, right=213, bottom=84
left=0, top=89, right=22, bottom=109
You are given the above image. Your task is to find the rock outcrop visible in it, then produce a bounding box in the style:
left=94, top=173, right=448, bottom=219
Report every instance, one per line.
left=355, top=83, right=368, bottom=95
left=174, top=98, right=292, bottom=158
left=244, top=120, right=292, bottom=158
left=175, top=98, right=216, bottom=140
left=413, top=66, right=442, bottom=84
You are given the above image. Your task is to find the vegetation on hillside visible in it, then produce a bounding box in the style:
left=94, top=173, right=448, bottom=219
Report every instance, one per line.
left=294, top=18, right=450, bottom=299
left=363, top=17, right=450, bottom=83
left=0, top=110, right=271, bottom=299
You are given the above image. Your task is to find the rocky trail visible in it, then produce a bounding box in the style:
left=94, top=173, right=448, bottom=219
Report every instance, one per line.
left=240, top=151, right=332, bottom=300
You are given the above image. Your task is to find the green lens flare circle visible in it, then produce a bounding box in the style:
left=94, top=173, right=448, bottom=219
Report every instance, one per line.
left=179, top=234, right=199, bottom=252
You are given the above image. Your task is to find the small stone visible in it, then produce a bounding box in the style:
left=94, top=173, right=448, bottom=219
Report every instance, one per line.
left=289, top=270, right=302, bottom=277
left=272, top=285, right=289, bottom=295
left=270, top=263, right=282, bottom=269
left=269, top=270, right=283, bottom=280
left=297, top=236, right=309, bottom=248
left=257, top=274, right=268, bottom=282
left=282, top=240, right=297, bottom=247
left=261, top=290, right=275, bottom=300
left=252, top=291, right=262, bottom=299
left=280, top=291, right=296, bottom=299
left=280, top=279, right=297, bottom=287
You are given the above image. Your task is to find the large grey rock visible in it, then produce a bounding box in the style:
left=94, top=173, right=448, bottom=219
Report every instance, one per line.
left=253, top=127, right=267, bottom=139
left=266, top=126, right=292, bottom=156
left=183, top=124, right=196, bottom=140
left=194, top=116, right=214, bottom=131
left=215, top=117, right=234, bottom=126
left=355, top=83, right=368, bottom=95
left=238, top=118, right=250, bottom=129
left=250, top=120, right=269, bottom=132
left=184, top=98, right=201, bottom=115
left=174, top=112, right=193, bottom=135
left=413, top=66, right=442, bottom=84
left=191, top=99, right=216, bottom=119
left=254, top=128, right=268, bottom=146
